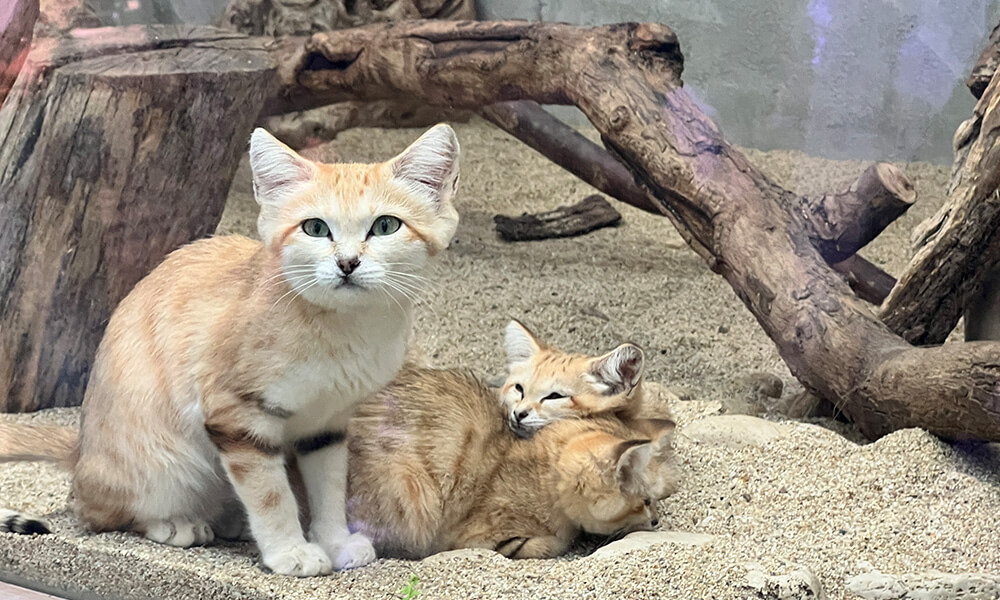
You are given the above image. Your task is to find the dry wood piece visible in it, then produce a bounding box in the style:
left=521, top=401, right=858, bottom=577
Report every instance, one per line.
left=0, top=0, right=38, bottom=107
left=494, top=194, right=622, bottom=242
left=0, top=26, right=274, bottom=412
left=267, top=20, right=1000, bottom=440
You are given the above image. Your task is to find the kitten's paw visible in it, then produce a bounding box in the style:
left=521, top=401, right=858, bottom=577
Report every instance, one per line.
left=144, top=518, right=215, bottom=547
left=326, top=533, right=377, bottom=570
left=262, top=542, right=333, bottom=577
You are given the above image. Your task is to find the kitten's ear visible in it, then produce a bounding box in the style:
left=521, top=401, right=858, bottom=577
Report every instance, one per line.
left=505, top=320, right=546, bottom=367
left=588, top=343, right=644, bottom=395
left=249, top=128, right=314, bottom=206
left=613, top=432, right=678, bottom=498
left=389, top=123, right=461, bottom=208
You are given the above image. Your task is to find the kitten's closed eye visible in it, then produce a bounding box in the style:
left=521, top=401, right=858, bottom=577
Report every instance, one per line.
left=542, top=392, right=566, bottom=401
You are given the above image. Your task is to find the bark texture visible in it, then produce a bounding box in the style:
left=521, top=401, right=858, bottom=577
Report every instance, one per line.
left=0, top=26, right=274, bottom=412
left=265, top=20, right=1000, bottom=440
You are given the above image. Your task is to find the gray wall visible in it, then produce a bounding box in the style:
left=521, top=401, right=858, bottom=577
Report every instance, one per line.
left=478, top=0, right=1000, bottom=163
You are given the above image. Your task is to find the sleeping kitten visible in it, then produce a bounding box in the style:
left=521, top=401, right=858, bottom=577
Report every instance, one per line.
left=0, top=124, right=461, bottom=577
left=346, top=366, right=678, bottom=560
left=500, top=320, right=647, bottom=437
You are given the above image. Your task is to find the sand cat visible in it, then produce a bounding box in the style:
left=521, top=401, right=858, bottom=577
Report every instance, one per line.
left=0, top=124, right=461, bottom=577
left=346, top=366, right=677, bottom=559
left=500, top=320, right=646, bottom=437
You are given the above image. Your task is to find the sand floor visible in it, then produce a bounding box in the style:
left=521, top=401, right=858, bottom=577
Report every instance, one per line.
left=2, top=119, right=998, bottom=599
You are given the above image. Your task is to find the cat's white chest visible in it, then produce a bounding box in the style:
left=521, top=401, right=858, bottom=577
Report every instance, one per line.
left=267, top=310, right=408, bottom=439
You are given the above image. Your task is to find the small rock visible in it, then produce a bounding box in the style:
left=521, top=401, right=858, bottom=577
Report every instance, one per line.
left=682, top=415, right=787, bottom=448
left=585, top=531, right=715, bottom=560
left=847, top=568, right=1000, bottom=600
left=743, top=565, right=826, bottom=600
left=742, top=372, right=784, bottom=399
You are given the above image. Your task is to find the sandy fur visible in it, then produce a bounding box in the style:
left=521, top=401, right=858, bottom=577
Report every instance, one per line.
left=347, top=366, right=677, bottom=559
left=2, top=124, right=461, bottom=577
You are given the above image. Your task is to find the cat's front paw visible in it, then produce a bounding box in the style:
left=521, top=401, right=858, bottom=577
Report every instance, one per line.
left=262, top=542, right=333, bottom=577
left=325, top=532, right=376, bottom=570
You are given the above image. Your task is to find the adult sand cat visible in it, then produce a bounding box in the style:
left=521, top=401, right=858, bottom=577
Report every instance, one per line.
left=347, top=366, right=677, bottom=559
left=0, top=124, right=461, bottom=577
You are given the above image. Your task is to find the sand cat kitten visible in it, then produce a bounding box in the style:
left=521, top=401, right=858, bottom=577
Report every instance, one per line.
left=346, top=366, right=677, bottom=559
left=0, top=125, right=460, bottom=577
left=501, top=320, right=646, bottom=437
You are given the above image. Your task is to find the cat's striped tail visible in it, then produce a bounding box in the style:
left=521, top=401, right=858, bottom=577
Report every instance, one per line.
left=0, top=422, right=78, bottom=467
left=0, top=508, right=51, bottom=535
left=0, top=422, right=77, bottom=536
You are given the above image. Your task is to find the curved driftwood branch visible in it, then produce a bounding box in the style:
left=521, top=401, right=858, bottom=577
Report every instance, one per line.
left=264, top=20, right=1000, bottom=440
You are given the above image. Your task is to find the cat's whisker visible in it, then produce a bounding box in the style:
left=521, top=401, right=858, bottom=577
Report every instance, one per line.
left=271, top=276, right=317, bottom=311
left=376, top=286, right=407, bottom=316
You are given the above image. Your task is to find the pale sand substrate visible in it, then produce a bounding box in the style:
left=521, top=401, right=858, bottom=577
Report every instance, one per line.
left=2, top=119, right=998, bottom=599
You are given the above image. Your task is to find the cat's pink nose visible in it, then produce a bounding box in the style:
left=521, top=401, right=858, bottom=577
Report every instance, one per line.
left=338, top=256, right=360, bottom=275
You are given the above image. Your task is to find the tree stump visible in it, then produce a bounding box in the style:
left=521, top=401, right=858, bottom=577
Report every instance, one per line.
left=0, top=26, right=274, bottom=412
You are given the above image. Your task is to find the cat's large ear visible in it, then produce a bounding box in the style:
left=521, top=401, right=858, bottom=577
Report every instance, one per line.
left=505, top=320, right=546, bottom=367
left=388, top=124, right=461, bottom=253
left=587, top=343, right=644, bottom=396
left=613, top=423, right=677, bottom=498
left=249, top=128, right=314, bottom=207
left=389, top=123, right=461, bottom=207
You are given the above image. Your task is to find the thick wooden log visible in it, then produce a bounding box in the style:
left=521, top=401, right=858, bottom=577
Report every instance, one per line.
left=0, top=26, right=274, bottom=412
left=494, top=194, right=622, bottom=241
left=479, top=99, right=901, bottom=303
left=880, top=66, right=1000, bottom=345
left=268, top=20, right=1000, bottom=440
left=0, top=0, right=38, bottom=106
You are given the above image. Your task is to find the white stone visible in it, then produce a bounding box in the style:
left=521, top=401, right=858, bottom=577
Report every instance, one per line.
left=681, top=415, right=787, bottom=448
left=585, top=530, right=715, bottom=560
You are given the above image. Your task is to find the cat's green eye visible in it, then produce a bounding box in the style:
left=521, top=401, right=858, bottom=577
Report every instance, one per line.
left=370, top=215, right=402, bottom=237
left=542, top=392, right=565, bottom=401
left=302, top=218, right=330, bottom=238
